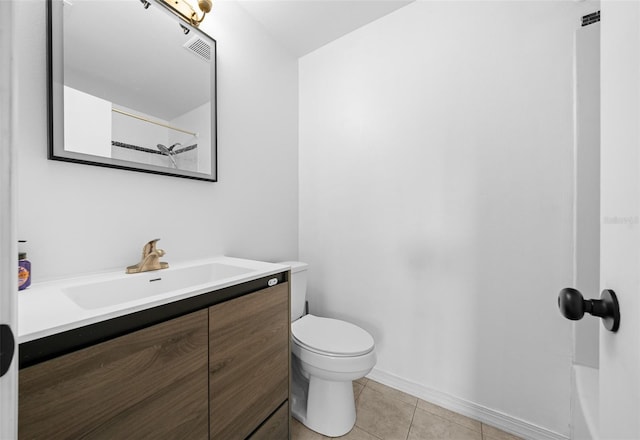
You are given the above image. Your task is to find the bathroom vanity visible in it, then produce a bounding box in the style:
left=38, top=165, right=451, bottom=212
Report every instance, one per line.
left=17, top=257, right=290, bottom=439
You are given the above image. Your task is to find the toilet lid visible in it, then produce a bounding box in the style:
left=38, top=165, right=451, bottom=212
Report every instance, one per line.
left=292, top=315, right=375, bottom=356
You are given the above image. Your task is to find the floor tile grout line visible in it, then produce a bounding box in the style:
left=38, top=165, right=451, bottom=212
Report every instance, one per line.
left=362, top=427, right=384, bottom=440
left=360, top=378, right=417, bottom=440
left=417, top=406, right=486, bottom=437
left=405, top=402, right=418, bottom=440
left=367, top=379, right=485, bottom=436
left=295, top=379, right=513, bottom=440
left=354, top=379, right=384, bottom=440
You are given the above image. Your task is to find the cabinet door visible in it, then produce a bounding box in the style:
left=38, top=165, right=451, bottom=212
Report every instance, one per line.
left=209, top=283, right=289, bottom=440
left=19, top=309, right=209, bottom=440
left=248, top=402, right=289, bottom=440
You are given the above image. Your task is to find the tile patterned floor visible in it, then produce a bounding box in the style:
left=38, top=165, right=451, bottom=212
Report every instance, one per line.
left=292, top=378, right=523, bottom=440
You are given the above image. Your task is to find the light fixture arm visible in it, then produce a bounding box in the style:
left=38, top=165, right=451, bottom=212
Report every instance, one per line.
left=190, top=0, right=211, bottom=26
left=158, top=0, right=212, bottom=28
left=189, top=10, right=206, bottom=26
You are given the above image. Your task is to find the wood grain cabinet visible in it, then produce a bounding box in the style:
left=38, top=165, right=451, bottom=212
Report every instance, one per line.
left=19, top=309, right=209, bottom=440
left=248, top=402, right=289, bottom=440
left=209, top=283, right=290, bottom=439
left=19, top=281, right=290, bottom=440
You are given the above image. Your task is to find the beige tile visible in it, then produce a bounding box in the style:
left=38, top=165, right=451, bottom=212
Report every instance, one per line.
left=408, top=408, right=482, bottom=440
left=354, top=381, right=365, bottom=400
left=292, top=417, right=325, bottom=440
left=355, top=377, right=370, bottom=386
left=355, top=386, right=415, bottom=440
left=417, top=399, right=481, bottom=432
left=481, top=424, right=523, bottom=440
left=365, top=380, right=418, bottom=406
left=333, top=426, right=382, bottom=439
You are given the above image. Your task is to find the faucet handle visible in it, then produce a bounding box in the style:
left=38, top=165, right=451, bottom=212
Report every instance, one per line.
left=142, top=238, right=162, bottom=257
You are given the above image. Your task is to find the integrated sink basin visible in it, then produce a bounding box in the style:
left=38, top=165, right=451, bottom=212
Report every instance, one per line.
left=63, top=262, right=253, bottom=310
left=18, top=256, right=290, bottom=344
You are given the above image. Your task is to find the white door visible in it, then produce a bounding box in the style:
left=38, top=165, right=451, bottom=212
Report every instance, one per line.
left=0, top=0, right=18, bottom=438
left=599, top=1, right=640, bottom=438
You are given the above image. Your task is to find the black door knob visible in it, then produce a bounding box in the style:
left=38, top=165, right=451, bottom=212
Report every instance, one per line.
left=558, top=288, right=620, bottom=332
left=0, top=324, right=15, bottom=377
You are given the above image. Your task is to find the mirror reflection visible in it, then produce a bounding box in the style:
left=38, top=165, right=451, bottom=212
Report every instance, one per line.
left=49, top=0, right=217, bottom=181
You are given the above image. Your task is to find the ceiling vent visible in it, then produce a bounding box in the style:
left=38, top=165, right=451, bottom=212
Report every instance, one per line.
left=183, top=36, right=211, bottom=63
left=582, top=11, right=600, bottom=27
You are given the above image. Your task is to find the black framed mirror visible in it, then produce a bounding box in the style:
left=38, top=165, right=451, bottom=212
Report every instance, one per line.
left=47, top=0, right=217, bottom=181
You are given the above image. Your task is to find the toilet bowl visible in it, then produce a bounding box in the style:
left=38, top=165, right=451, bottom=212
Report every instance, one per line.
left=291, top=314, right=376, bottom=436
left=281, top=261, right=377, bottom=438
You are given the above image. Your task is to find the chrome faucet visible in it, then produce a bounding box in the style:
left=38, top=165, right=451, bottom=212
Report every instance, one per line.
left=126, top=238, right=169, bottom=274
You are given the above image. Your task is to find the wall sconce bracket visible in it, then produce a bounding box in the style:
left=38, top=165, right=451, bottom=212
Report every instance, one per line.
left=158, top=0, right=211, bottom=27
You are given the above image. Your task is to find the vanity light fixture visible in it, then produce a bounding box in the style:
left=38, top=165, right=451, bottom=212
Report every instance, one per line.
left=159, top=0, right=212, bottom=28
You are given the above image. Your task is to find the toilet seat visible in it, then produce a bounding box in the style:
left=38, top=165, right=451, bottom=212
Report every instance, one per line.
left=292, top=314, right=374, bottom=357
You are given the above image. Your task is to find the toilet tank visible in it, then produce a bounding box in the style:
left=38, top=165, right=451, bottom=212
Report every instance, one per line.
left=280, top=261, right=308, bottom=321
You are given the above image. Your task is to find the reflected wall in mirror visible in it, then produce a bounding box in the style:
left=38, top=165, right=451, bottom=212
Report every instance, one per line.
left=48, top=0, right=217, bottom=181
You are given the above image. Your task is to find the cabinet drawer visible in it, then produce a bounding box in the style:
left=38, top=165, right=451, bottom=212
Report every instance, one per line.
left=249, top=401, right=289, bottom=440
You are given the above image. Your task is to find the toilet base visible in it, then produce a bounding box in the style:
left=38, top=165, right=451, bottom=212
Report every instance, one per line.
left=293, top=375, right=356, bottom=438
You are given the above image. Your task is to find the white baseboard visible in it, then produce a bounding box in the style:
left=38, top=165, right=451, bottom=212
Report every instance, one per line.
left=366, top=368, right=569, bottom=440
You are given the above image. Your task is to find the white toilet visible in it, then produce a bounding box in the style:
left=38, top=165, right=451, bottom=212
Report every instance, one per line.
left=283, top=261, right=377, bottom=437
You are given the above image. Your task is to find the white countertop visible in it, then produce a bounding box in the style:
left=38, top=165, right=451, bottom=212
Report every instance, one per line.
left=18, top=256, right=290, bottom=344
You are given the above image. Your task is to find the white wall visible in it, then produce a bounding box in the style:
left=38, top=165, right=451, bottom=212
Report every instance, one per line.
left=299, top=1, right=595, bottom=437
left=15, top=0, right=298, bottom=281
left=170, top=102, right=211, bottom=174
left=63, top=86, right=112, bottom=157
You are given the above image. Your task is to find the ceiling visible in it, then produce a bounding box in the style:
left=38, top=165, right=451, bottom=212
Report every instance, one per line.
left=235, top=0, right=415, bottom=57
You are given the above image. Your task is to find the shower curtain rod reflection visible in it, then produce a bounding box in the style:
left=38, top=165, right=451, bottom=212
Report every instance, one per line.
left=112, top=107, right=198, bottom=136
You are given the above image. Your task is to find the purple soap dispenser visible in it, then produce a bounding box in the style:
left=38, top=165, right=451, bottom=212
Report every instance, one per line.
left=18, top=240, right=31, bottom=291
